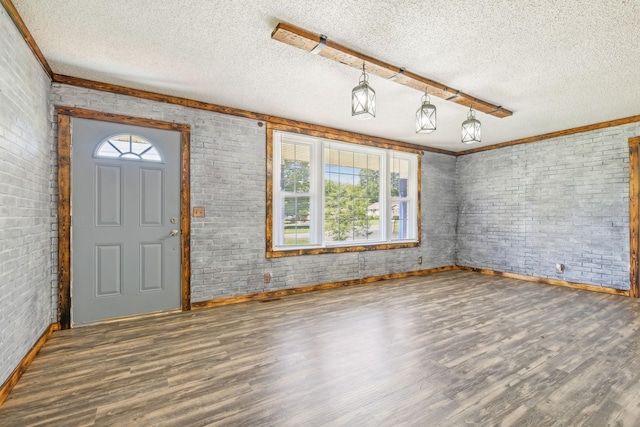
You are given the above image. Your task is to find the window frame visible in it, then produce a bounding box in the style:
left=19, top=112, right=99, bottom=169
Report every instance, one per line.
left=267, top=124, right=421, bottom=258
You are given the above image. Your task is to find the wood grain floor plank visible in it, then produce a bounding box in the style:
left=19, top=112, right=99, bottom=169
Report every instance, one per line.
left=2, top=270, right=640, bottom=426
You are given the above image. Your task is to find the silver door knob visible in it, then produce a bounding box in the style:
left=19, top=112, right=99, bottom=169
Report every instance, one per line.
left=169, top=229, right=179, bottom=237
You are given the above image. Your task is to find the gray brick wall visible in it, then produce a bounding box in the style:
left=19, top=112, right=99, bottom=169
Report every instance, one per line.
left=457, top=123, right=640, bottom=290
left=0, top=9, right=53, bottom=386
left=5, top=1, right=639, bottom=387
left=4, top=0, right=639, bottom=393
left=50, top=85, right=457, bottom=310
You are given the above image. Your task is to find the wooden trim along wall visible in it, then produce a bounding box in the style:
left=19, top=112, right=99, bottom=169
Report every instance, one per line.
left=457, top=266, right=630, bottom=297
left=265, top=122, right=421, bottom=258
left=629, top=136, right=640, bottom=298
left=268, top=122, right=423, bottom=155
left=53, top=72, right=640, bottom=159
left=265, top=125, right=274, bottom=256
left=55, top=107, right=192, bottom=329
left=0, top=0, right=53, bottom=79
left=0, top=323, right=58, bottom=406
left=192, top=266, right=457, bottom=309
left=180, top=129, right=192, bottom=310
left=56, top=114, right=72, bottom=329
left=191, top=264, right=631, bottom=311
left=53, top=74, right=640, bottom=159
left=457, top=115, right=640, bottom=156
left=53, top=74, right=451, bottom=156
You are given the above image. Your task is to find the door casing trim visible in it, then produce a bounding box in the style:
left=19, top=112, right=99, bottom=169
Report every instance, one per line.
left=56, top=106, right=191, bottom=329
left=629, top=136, right=640, bottom=298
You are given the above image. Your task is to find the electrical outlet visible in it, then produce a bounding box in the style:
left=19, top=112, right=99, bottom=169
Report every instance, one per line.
left=418, top=257, right=423, bottom=265
left=193, top=207, right=205, bottom=218
left=556, top=263, right=565, bottom=274
left=264, top=273, right=271, bottom=283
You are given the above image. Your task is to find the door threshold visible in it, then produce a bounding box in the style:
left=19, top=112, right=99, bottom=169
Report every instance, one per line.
left=72, top=308, right=182, bottom=328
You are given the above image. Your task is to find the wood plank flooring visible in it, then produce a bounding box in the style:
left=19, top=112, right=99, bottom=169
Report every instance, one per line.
left=2, top=270, right=640, bottom=426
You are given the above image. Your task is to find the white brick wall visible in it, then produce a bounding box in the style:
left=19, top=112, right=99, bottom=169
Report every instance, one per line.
left=50, top=85, right=458, bottom=310
left=457, top=123, right=640, bottom=289
left=0, top=9, right=53, bottom=386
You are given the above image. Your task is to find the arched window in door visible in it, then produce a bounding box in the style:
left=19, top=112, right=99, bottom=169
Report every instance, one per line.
left=95, top=134, right=163, bottom=162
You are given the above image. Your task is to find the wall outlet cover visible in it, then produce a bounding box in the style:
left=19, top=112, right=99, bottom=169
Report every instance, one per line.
left=193, top=207, right=205, bottom=217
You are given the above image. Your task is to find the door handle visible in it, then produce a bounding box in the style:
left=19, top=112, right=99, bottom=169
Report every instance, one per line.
left=169, top=229, right=179, bottom=237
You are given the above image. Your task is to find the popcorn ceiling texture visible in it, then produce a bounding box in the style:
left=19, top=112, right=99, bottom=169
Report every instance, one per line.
left=11, top=0, right=640, bottom=151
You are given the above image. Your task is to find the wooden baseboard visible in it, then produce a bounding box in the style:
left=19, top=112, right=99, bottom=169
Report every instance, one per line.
left=192, top=264, right=630, bottom=310
left=0, top=323, right=58, bottom=406
left=457, top=265, right=630, bottom=296
left=191, top=265, right=457, bottom=310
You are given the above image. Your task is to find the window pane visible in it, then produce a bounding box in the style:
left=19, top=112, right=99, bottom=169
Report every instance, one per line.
left=354, top=152, right=367, bottom=170
left=368, top=155, right=380, bottom=173
left=339, top=172, right=354, bottom=187
left=366, top=199, right=381, bottom=240
left=325, top=149, right=339, bottom=167
left=131, top=140, right=151, bottom=155
left=340, top=150, right=354, bottom=168
left=282, top=196, right=310, bottom=245
left=391, top=201, right=409, bottom=239
left=141, top=147, right=162, bottom=162
left=324, top=147, right=381, bottom=243
left=390, top=155, right=413, bottom=240
left=109, top=137, right=131, bottom=153
left=391, top=157, right=410, bottom=197
left=98, top=142, right=121, bottom=157
left=281, top=142, right=310, bottom=193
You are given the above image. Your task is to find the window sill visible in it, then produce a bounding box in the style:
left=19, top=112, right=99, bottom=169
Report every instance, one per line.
left=266, top=240, right=420, bottom=258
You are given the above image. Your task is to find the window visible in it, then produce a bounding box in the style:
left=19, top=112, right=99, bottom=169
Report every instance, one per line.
left=95, top=134, right=162, bottom=162
left=270, top=130, right=419, bottom=256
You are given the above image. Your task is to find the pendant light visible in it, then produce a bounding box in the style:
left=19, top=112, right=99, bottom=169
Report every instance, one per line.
left=461, top=107, right=481, bottom=144
left=415, top=92, right=436, bottom=133
left=351, top=64, right=376, bottom=120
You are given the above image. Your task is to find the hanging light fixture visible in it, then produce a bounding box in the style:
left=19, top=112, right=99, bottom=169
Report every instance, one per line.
left=461, top=107, right=481, bottom=144
left=351, top=64, right=376, bottom=120
left=415, top=92, right=437, bottom=134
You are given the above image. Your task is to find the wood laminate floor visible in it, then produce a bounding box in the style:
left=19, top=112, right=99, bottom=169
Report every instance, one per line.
left=2, top=270, right=640, bottom=426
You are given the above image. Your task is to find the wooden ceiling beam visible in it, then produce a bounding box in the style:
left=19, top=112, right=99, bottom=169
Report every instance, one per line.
left=271, top=22, right=513, bottom=119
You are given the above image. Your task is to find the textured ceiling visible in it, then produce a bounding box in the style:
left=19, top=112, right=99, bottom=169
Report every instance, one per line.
left=11, top=0, right=640, bottom=152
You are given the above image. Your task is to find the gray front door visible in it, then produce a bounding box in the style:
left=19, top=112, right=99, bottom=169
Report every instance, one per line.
left=71, top=118, right=181, bottom=326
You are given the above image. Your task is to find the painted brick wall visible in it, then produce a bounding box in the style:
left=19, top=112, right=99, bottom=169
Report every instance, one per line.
left=50, top=85, right=457, bottom=312
left=0, top=9, right=53, bottom=386
left=457, top=123, right=640, bottom=290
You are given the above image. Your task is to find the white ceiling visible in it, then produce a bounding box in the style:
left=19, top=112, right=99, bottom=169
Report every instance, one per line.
left=12, top=0, right=640, bottom=152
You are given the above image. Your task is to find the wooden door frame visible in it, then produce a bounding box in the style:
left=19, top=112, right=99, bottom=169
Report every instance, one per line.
left=56, top=106, right=192, bottom=329
left=629, top=136, right=640, bottom=298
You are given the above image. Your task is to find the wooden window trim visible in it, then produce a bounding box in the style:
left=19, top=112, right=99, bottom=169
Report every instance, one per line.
left=266, top=122, right=421, bottom=259
left=56, top=106, right=191, bottom=329
left=629, top=136, right=640, bottom=298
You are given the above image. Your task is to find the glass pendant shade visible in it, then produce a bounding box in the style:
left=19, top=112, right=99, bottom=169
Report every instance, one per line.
left=352, top=66, right=376, bottom=120
left=415, top=93, right=437, bottom=133
left=461, top=108, right=481, bottom=144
